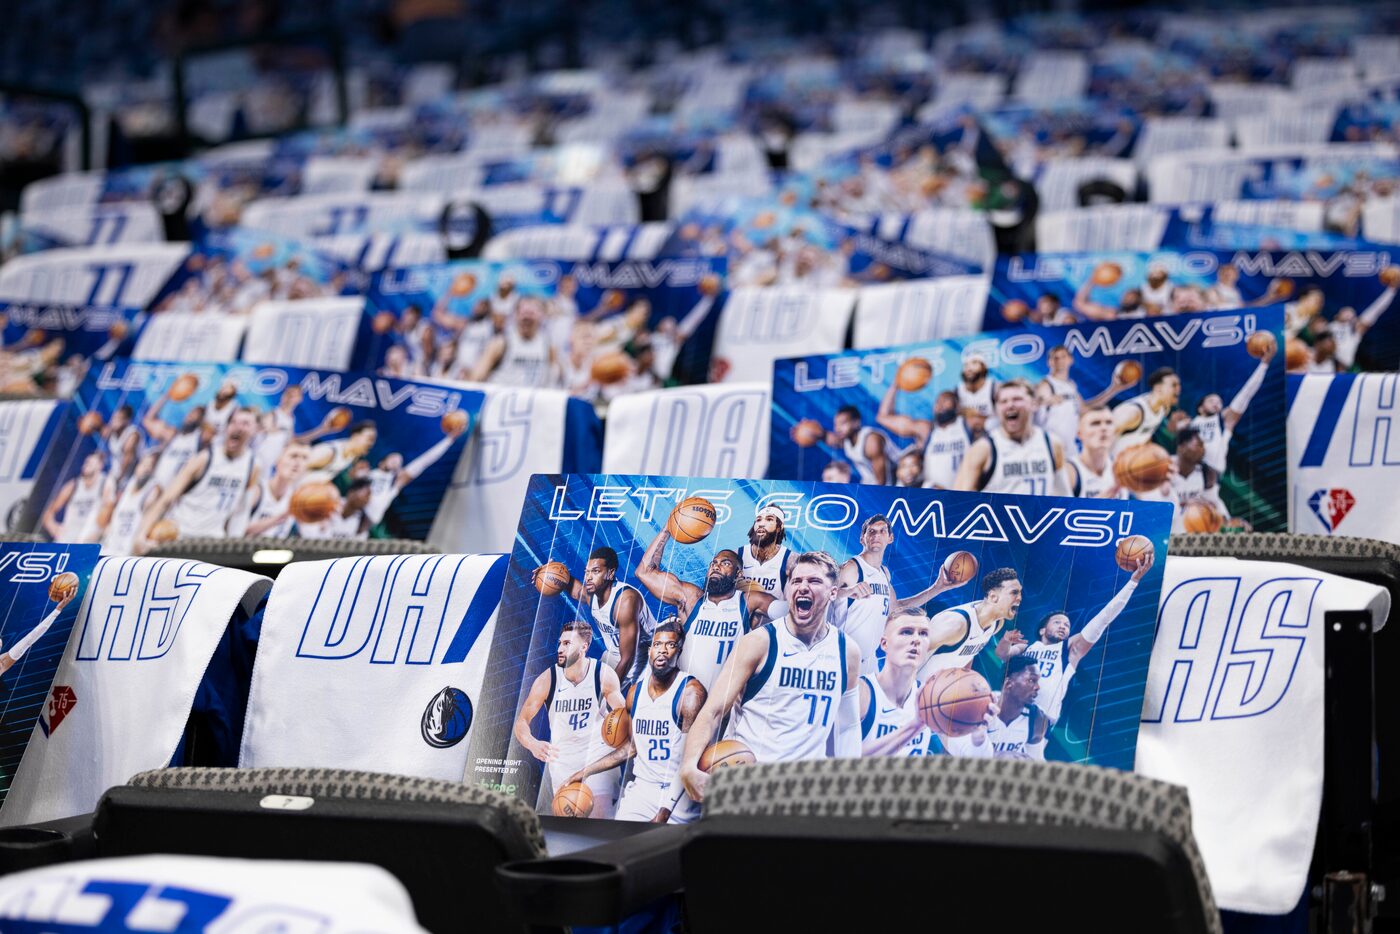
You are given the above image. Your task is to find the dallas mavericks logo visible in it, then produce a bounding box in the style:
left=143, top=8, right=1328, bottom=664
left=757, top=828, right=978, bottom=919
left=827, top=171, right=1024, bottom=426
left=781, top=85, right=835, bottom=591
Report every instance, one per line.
left=1307, top=488, right=1356, bottom=533
left=421, top=686, right=473, bottom=748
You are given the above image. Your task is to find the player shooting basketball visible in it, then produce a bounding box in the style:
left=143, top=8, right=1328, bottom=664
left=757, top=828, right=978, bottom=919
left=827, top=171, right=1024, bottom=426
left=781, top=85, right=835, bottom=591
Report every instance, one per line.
left=539, top=545, right=655, bottom=686
left=918, top=567, right=1028, bottom=681
left=0, top=587, right=76, bottom=678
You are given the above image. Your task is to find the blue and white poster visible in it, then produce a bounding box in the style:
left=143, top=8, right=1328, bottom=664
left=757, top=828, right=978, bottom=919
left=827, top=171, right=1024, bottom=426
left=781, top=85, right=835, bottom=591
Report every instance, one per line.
left=0, top=302, right=142, bottom=397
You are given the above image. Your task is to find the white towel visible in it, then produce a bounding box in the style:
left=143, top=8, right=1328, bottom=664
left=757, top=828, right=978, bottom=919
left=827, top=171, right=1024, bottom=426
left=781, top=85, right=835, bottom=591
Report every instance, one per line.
left=243, top=297, right=366, bottom=370
left=853, top=276, right=989, bottom=349
left=603, top=382, right=770, bottom=478
left=0, top=855, right=427, bottom=933
left=711, top=286, right=855, bottom=384
left=1135, top=556, right=1391, bottom=914
left=131, top=311, right=247, bottom=363
left=240, top=553, right=508, bottom=781
left=0, top=557, right=271, bottom=826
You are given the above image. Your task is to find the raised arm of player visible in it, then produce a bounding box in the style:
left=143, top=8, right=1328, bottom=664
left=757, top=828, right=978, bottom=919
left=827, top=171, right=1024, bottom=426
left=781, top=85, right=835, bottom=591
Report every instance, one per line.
left=612, top=589, right=642, bottom=683
left=1222, top=356, right=1272, bottom=431
left=393, top=433, right=461, bottom=493
left=1066, top=552, right=1150, bottom=666
left=512, top=668, right=559, bottom=764
left=1073, top=280, right=1118, bottom=321
left=863, top=431, right=889, bottom=485
left=0, top=590, right=75, bottom=675
left=952, top=436, right=993, bottom=491
left=141, top=396, right=177, bottom=445
left=635, top=527, right=704, bottom=614
left=1112, top=400, right=1145, bottom=438
left=892, top=562, right=962, bottom=613
left=876, top=382, right=930, bottom=443
left=833, top=644, right=863, bottom=758
left=679, top=626, right=773, bottom=801
left=432, top=296, right=465, bottom=332
left=41, top=480, right=75, bottom=541
left=469, top=335, right=507, bottom=382
left=1358, top=286, right=1397, bottom=337
left=1081, top=375, right=1133, bottom=411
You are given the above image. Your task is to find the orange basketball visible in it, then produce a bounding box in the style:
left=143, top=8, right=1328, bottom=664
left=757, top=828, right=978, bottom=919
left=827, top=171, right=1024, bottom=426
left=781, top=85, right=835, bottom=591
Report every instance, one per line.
left=169, top=373, right=199, bottom=402
left=667, top=497, right=717, bottom=545
left=534, top=561, right=570, bottom=597
left=76, top=411, right=103, bottom=435
left=22, top=329, right=44, bottom=347
left=941, top=550, right=979, bottom=586
left=327, top=407, right=352, bottom=430
left=603, top=289, right=627, bottom=311
left=1246, top=331, right=1277, bottom=359
left=1269, top=277, right=1295, bottom=299
left=108, top=321, right=129, bottom=341
left=251, top=243, right=275, bottom=259
left=698, top=273, right=722, bottom=296
left=791, top=418, right=824, bottom=448
left=601, top=707, right=631, bottom=749
left=149, top=518, right=180, bottom=544
left=1285, top=338, right=1311, bottom=372
left=441, top=410, right=470, bottom=434
left=697, top=739, right=756, bottom=771
left=1113, top=443, right=1171, bottom=494
left=1002, top=299, right=1030, bottom=323
left=1182, top=500, right=1224, bottom=534
left=371, top=310, right=396, bottom=334
left=1380, top=267, right=1400, bottom=288
left=589, top=351, right=633, bottom=386
left=918, top=668, right=993, bottom=737
left=752, top=211, right=776, bottom=229
left=896, top=357, right=933, bottom=392
left=47, top=571, right=79, bottom=602
left=290, top=482, right=342, bottom=524
left=450, top=272, right=478, bottom=296
left=1113, top=359, right=1143, bottom=385
left=1115, top=535, right=1154, bottom=571
left=551, top=781, right=594, bottom=818
left=1092, top=262, right=1122, bottom=286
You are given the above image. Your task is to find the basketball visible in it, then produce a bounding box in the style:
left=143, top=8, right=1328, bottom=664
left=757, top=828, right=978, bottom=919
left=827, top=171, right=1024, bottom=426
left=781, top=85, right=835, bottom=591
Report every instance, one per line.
left=752, top=211, right=776, bottom=229
left=667, top=497, right=717, bottom=545
left=791, top=418, right=824, bottom=448
left=1285, top=338, right=1311, bottom=372
left=1246, top=331, right=1277, bottom=359
left=698, top=273, right=722, bottom=296
left=290, top=482, right=342, bottom=524
left=603, top=289, right=626, bottom=311
left=552, top=781, right=594, bottom=818
left=23, top=329, right=44, bottom=346
left=1092, top=261, right=1122, bottom=286
left=441, top=410, right=469, bottom=434
left=601, top=707, right=631, bottom=749
left=590, top=351, right=633, bottom=385
left=941, top=550, right=979, bottom=585
left=534, top=561, right=570, bottom=597
left=47, top=571, right=79, bottom=602
left=896, top=357, right=933, bottom=392
left=371, top=310, right=396, bottom=334
left=327, top=407, right=352, bottom=430
left=76, top=411, right=103, bottom=435
left=698, top=739, right=756, bottom=771
left=1113, top=359, right=1143, bottom=385
left=1270, top=277, right=1295, bottom=299
left=449, top=272, right=478, bottom=296
left=1115, top=535, right=1154, bottom=571
left=1112, top=443, right=1171, bottom=493
left=169, top=373, right=199, bottom=401
left=1381, top=267, right=1400, bottom=288
left=108, top=321, right=129, bottom=341
left=1182, top=500, right=1224, bottom=534
left=251, top=242, right=275, bottom=259
left=1002, top=299, right=1030, bottom=323
left=917, top=668, right=993, bottom=738
left=149, top=518, right=180, bottom=544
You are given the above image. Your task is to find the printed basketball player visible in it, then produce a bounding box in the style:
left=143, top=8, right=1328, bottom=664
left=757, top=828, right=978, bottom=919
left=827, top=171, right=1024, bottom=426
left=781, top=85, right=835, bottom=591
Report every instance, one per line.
left=918, top=567, right=1028, bottom=681
left=1157, top=427, right=1231, bottom=532
left=543, top=546, right=656, bottom=686
left=1112, top=367, right=1180, bottom=455
left=635, top=526, right=778, bottom=692
left=297, top=478, right=374, bottom=539
left=1189, top=345, right=1273, bottom=475
left=202, top=378, right=241, bottom=436
left=1066, top=406, right=1124, bottom=498
left=98, top=405, right=139, bottom=483
left=825, top=406, right=894, bottom=484
left=42, top=451, right=111, bottom=543
left=1034, top=345, right=1130, bottom=456
left=833, top=515, right=969, bottom=676
left=1023, top=550, right=1152, bottom=727
left=736, top=504, right=793, bottom=600
left=142, top=393, right=208, bottom=492
left=953, top=379, right=1068, bottom=496
left=513, top=620, right=627, bottom=818
left=99, top=451, right=162, bottom=554
left=957, top=355, right=997, bottom=424
left=306, top=419, right=378, bottom=484
left=138, top=407, right=262, bottom=545
left=358, top=418, right=469, bottom=528
left=944, top=655, right=1046, bottom=759
left=679, top=552, right=860, bottom=802
left=563, top=621, right=709, bottom=823
left=876, top=385, right=972, bottom=489
left=232, top=440, right=312, bottom=538
left=471, top=296, right=561, bottom=388
left=0, top=586, right=76, bottom=678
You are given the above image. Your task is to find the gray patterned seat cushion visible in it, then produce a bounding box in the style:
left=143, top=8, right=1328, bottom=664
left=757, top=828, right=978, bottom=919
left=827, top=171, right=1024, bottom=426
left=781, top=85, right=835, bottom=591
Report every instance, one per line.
left=126, top=767, right=545, bottom=857
left=705, top=756, right=1220, bottom=934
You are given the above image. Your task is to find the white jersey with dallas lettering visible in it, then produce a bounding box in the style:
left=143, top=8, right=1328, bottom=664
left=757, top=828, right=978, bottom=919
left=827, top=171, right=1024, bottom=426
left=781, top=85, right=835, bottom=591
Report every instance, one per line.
left=739, top=544, right=792, bottom=600
left=616, top=669, right=694, bottom=822
left=153, top=429, right=203, bottom=490
left=979, top=427, right=1057, bottom=495
left=922, top=419, right=971, bottom=489
left=1069, top=455, right=1124, bottom=498
left=680, top=590, right=747, bottom=691
left=730, top=620, right=849, bottom=762
left=100, top=479, right=157, bottom=554
left=545, top=658, right=616, bottom=817
left=1190, top=412, right=1231, bottom=474
left=844, top=426, right=893, bottom=484
left=859, top=674, right=938, bottom=756
left=1023, top=640, right=1075, bottom=722
left=249, top=476, right=295, bottom=538
left=254, top=407, right=296, bottom=474
left=1142, top=278, right=1172, bottom=310
left=203, top=401, right=237, bottom=436
left=591, top=582, right=656, bottom=682
left=489, top=327, right=554, bottom=388
left=58, top=474, right=106, bottom=543
left=948, top=706, right=1045, bottom=759
left=1038, top=375, right=1081, bottom=454
left=1112, top=392, right=1166, bottom=454
left=169, top=443, right=255, bottom=537
left=918, top=602, right=1002, bottom=680
left=843, top=555, right=892, bottom=677
left=958, top=380, right=995, bottom=419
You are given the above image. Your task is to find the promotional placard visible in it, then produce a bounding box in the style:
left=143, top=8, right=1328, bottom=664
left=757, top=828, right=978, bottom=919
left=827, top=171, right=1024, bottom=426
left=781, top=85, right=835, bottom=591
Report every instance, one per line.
left=770, top=307, right=1288, bottom=534
left=467, top=473, right=1171, bottom=822
left=22, top=360, right=482, bottom=550
left=0, top=302, right=141, bottom=397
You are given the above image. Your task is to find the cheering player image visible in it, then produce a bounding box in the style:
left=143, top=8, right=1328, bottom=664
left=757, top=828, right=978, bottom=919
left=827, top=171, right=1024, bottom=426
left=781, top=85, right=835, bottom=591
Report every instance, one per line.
left=1190, top=340, right=1274, bottom=475
left=537, top=546, right=657, bottom=686
left=954, top=379, right=1068, bottom=496
left=513, top=620, right=627, bottom=819
left=137, top=406, right=262, bottom=546
left=562, top=620, right=708, bottom=823
left=918, top=566, right=1027, bottom=680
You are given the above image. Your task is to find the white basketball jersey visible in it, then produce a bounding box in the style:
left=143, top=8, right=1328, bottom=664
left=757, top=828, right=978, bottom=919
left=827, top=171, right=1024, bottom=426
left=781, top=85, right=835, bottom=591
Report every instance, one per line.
left=59, top=474, right=105, bottom=543
left=547, top=659, right=607, bottom=773
left=204, top=400, right=237, bottom=435
left=249, top=476, right=294, bottom=538
left=979, top=427, right=1057, bottom=495
left=739, top=544, right=792, bottom=600
left=958, top=380, right=995, bottom=418
left=489, top=328, right=553, bottom=387
left=1070, top=455, right=1123, bottom=498
left=981, top=706, right=1044, bottom=759
left=365, top=467, right=399, bottom=525
left=680, top=590, right=747, bottom=691
left=153, top=429, right=202, bottom=490
left=1039, top=375, right=1081, bottom=453
left=1142, top=279, right=1172, bottom=309
left=843, top=556, right=891, bottom=677
left=169, top=444, right=254, bottom=537
left=100, top=479, right=155, bottom=554
left=730, top=620, right=849, bottom=763
left=859, top=674, right=937, bottom=756
left=922, top=420, right=971, bottom=489
left=1190, top=412, right=1231, bottom=474
left=590, top=582, right=656, bottom=681
left=254, top=407, right=296, bottom=474
left=1023, top=639, right=1076, bottom=722
left=454, top=317, right=497, bottom=372
left=843, top=426, right=892, bottom=484
left=1113, top=393, right=1166, bottom=454
left=918, top=602, right=1000, bottom=679
left=627, top=669, right=691, bottom=785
